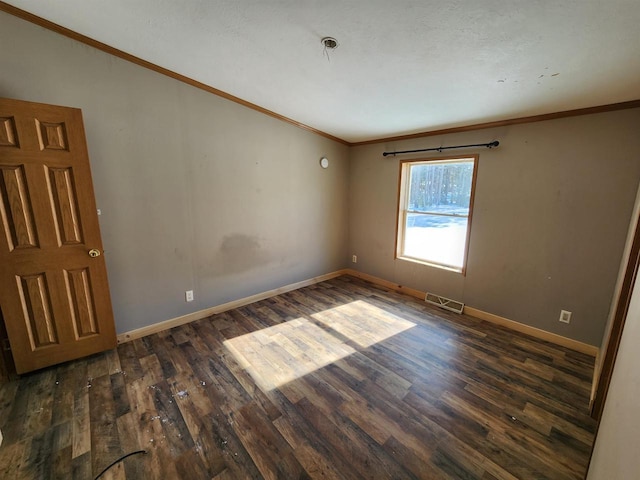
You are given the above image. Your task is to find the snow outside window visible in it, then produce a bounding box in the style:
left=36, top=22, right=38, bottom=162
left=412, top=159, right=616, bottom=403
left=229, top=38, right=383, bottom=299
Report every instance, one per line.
left=396, top=155, right=477, bottom=274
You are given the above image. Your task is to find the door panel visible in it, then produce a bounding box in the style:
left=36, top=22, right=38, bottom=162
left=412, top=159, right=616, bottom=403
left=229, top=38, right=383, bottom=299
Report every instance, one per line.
left=35, top=119, right=68, bottom=151
left=0, top=164, right=39, bottom=250
left=18, top=272, right=58, bottom=347
left=0, top=116, right=19, bottom=147
left=47, top=166, right=83, bottom=245
left=64, top=267, right=99, bottom=338
left=0, top=98, right=116, bottom=374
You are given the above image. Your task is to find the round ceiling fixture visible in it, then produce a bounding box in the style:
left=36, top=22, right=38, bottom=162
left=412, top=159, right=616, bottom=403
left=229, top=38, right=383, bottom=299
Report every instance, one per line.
left=321, top=37, right=338, bottom=49
left=320, top=157, right=329, bottom=169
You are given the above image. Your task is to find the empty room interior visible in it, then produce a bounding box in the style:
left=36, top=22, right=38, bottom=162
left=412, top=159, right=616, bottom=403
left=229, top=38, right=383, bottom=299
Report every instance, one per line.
left=1, top=1, right=640, bottom=479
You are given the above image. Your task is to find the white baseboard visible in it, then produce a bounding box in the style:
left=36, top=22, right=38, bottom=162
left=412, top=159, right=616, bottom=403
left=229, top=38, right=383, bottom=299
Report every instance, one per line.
left=344, top=269, right=599, bottom=357
left=117, top=269, right=349, bottom=343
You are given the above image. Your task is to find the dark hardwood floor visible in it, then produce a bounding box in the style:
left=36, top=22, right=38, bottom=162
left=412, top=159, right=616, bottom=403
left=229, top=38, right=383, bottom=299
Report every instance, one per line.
left=0, top=275, right=597, bottom=479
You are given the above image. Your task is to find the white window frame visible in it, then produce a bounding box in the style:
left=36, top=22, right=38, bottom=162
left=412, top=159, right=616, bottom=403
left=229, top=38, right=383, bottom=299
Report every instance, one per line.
left=395, top=155, right=478, bottom=275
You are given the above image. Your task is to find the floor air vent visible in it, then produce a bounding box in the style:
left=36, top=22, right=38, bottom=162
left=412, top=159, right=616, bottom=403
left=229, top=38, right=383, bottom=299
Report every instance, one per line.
left=425, top=292, right=464, bottom=314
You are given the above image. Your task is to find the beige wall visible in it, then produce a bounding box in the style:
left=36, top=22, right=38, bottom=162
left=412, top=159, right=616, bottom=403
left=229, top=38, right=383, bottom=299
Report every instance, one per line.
left=349, top=110, right=640, bottom=346
left=3, top=10, right=640, bottom=349
left=0, top=12, right=349, bottom=333
left=587, top=267, right=640, bottom=478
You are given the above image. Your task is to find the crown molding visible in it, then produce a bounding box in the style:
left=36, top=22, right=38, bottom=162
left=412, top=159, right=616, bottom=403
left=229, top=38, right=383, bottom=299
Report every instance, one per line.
left=2, top=1, right=639, bottom=148
left=352, top=100, right=640, bottom=146
left=0, top=1, right=349, bottom=146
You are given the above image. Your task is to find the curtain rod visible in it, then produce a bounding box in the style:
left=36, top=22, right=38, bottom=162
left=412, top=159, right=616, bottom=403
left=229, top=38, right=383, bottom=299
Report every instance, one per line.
left=382, top=140, right=499, bottom=157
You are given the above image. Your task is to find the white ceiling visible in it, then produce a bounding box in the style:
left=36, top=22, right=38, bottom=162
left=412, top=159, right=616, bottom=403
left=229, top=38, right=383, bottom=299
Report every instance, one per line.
left=5, top=0, right=640, bottom=143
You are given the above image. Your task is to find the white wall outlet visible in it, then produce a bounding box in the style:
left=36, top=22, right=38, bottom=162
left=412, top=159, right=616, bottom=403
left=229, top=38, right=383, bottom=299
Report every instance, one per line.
left=559, top=310, right=572, bottom=324
left=352, top=255, right=357, bottom=263
left=185, top=290, right=194, bottom=302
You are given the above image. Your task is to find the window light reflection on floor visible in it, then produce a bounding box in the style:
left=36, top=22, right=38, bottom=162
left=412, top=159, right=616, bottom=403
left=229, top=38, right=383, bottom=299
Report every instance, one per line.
left=223, top=300, right=416, bottom=391
left=311, top=300, right=416, bottom=348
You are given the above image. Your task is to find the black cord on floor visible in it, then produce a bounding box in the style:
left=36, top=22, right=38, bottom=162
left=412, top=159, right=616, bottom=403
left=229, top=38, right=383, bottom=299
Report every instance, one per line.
left=93, top=450, right=148, bottom=480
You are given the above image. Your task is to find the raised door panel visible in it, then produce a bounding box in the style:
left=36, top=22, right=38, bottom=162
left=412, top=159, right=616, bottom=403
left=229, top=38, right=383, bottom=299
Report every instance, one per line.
left=0, top=116, right=18, bottom=147
left=16, top=273, right=59, bottom=348
left=35, top=119, right=68, bottom=151
left=64, top=268, right=99, bottom=338
left=46, top=166, right=83, bottom=246
left=0, top=165, right=39, bottom=251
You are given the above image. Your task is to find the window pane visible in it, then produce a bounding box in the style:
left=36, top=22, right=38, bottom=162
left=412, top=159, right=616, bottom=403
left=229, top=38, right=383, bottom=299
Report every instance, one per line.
left=408, top=162, right=474, bottom=215
left=404, top=213, right=468, bottom=268
left=397, top=156, right=477, bottom=272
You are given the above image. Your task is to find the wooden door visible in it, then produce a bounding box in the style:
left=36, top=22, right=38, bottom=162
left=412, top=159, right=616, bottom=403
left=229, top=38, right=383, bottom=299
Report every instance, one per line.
left=0, top=98, right=116, bottom=374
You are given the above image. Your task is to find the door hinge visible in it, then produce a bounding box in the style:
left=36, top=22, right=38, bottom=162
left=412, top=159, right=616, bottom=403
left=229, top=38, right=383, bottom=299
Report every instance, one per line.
left=2, top=339, right=11, bottom=351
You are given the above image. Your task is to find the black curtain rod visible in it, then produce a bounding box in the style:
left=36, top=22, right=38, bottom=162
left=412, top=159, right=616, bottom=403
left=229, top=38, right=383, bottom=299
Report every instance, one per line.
left=382, top=140, right=499, bottom=157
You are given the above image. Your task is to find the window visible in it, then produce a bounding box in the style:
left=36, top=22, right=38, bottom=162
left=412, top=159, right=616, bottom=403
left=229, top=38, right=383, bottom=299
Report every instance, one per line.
left=396, top=155, right=478, bottom=273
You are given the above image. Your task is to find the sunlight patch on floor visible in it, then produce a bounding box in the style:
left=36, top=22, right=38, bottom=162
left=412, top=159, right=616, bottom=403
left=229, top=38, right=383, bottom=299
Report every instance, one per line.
left=223, top=300, right=416, bottom=391
left=311, top=300, right=416, bottom=348
left=224, top=317, right=355, bottom=391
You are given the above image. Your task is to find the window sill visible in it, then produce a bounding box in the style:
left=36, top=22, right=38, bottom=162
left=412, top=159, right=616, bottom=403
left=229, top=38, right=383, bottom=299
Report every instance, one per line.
left=396, top=255, right=465, bottom=275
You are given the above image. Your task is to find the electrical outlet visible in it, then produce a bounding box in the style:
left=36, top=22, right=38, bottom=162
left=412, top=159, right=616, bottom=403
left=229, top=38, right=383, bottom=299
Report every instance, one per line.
left=559, top=310, right=571, bottom=324
left=352, top=255, right=357, bottom=263
left=185, top=290, right=194, bottom=302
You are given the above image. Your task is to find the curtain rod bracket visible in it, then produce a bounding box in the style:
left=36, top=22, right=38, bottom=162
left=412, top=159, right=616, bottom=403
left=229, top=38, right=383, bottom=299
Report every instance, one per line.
left=383, top=140, right=499, bottom=157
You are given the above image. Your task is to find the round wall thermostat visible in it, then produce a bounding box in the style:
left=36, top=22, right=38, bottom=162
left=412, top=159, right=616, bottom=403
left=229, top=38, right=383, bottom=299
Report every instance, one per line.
left=320, top=157, right=329, bottom=168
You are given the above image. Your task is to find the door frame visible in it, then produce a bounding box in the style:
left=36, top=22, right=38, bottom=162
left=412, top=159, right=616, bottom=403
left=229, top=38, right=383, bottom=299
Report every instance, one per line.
left=590, top=206, right=640, bottom=420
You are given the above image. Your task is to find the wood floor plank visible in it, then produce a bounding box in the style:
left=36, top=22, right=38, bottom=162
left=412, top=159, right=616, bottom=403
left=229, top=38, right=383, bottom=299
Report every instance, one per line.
left=89, top=373, right=122, bottom=476
left=0, top=379, right=19, bottom=427
left=168, top=393, right=227, bottom=477
left=22, top=369, right=55, bottom=440
left=328, top=363, right=444, bottom=457
left=117, top=341, right=145, bottom=382
left=0, top=275, right=597, bottom=479
left=233, top=400, right=306, bottom=479
left=266, top=386, right=364, bottom=480
left=51, top=443, right=73, bottom=479
left=51, top=365, right=75, bottom=427
left=152, top=379, right=197, bottom=459
left=105, top=347, right=123, bottom=376
left=87, top=351, right=110, bottom=380
left=71, top=450, right=92, bottom=480
left=523, top=402, right=594, bottom=447
left=126, top=378, right=180, bottom=479
left=137, top=353, right=166, bottom=388
left=100, top=462, right=127, bottom=480
left=22, top=428, right=56, bottom=480
left=296, top=396, right=419, bottom=480
left=71, top=362, right=91, bottom=460
left=174, top=448, right=213, bottom=480
left=435, top=431, right=521, bottom=480
left=272, top=413, right=351, bottom=480
left=115, top=412, right=149, bottom=479
left=383, top=435, right=449, bottom=480
left=0, top=439, right=26, bottom=479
